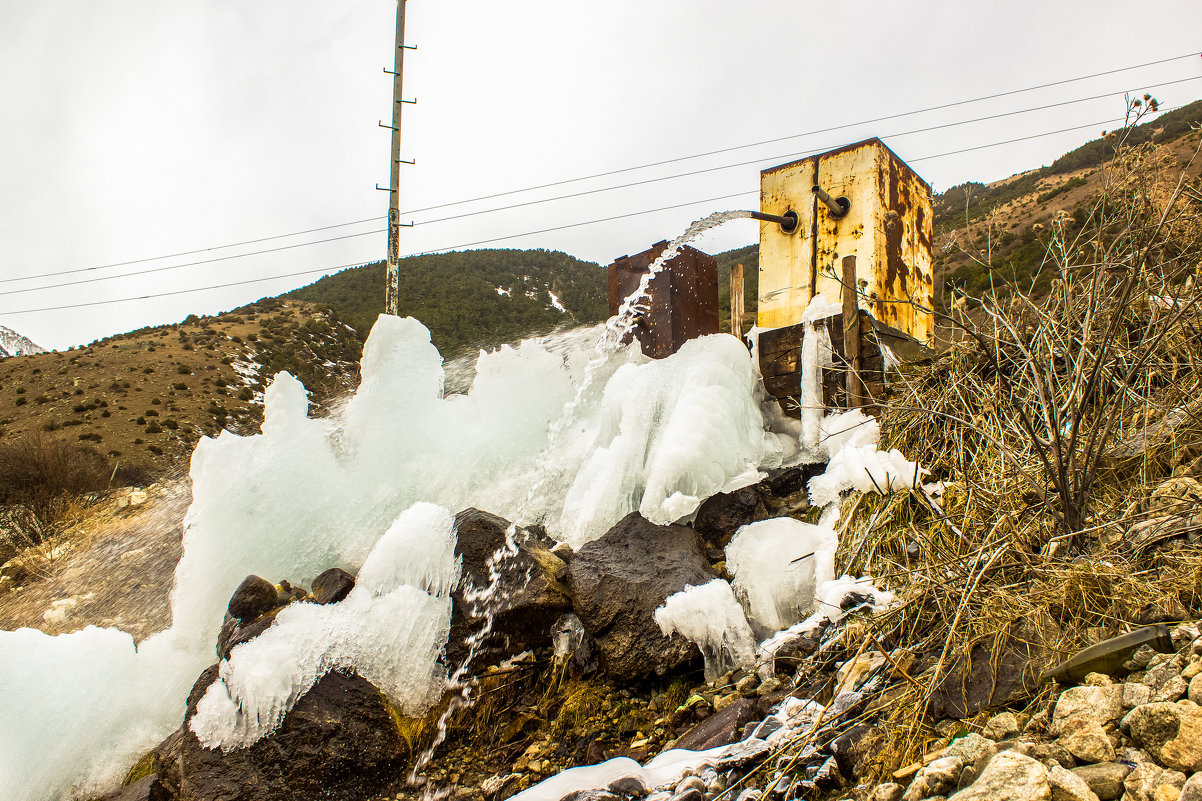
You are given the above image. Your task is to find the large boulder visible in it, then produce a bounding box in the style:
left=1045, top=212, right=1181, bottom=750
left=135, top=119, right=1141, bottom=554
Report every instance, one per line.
left=149, top=667, right=409, bottom=801
left=448, top=508, right=572, bottom=666
left=930, top=612, right=1061, bottom=719
left=949, top=751, right=1052, bottom=800
left=567, top=512, right=717, bottom=680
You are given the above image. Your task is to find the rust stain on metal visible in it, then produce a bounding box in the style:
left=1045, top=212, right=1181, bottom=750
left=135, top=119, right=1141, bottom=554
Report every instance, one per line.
left=607, top=242, right=719, bottom=359
left=756, top=138, right=934, bottom=345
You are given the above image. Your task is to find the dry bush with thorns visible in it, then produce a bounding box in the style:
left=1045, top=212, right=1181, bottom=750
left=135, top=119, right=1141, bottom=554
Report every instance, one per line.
left=813, top=114, right=1202, bottom=780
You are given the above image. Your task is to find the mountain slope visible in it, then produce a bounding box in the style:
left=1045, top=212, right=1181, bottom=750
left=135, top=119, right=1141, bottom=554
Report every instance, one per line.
left=284, top=249, right=608, bottom=358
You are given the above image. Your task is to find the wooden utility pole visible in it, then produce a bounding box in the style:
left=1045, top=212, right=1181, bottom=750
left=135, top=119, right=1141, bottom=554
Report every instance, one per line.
left=384, top=0, right=410, bottom=316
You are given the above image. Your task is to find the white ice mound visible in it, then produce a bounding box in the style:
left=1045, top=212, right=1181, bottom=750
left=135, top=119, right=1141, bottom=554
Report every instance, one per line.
left=191, top=502, right=460, bottom=749
left=555, top=334, right=794, bottom=546
left=726, top=517, right=837, bottom=632
left=0, top=625, right=195, bottom=801
left=1, top=316, right=800, bottom=800
left=654, top=579, right=757, bottom=682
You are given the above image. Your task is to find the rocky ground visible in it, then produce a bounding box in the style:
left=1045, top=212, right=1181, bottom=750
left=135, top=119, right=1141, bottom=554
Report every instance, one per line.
left=80, top=456, right=1202, bottom=801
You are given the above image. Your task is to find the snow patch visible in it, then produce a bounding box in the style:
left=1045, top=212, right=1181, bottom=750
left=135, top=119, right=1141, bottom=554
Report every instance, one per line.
left=547, top=290, right=567, bottom=313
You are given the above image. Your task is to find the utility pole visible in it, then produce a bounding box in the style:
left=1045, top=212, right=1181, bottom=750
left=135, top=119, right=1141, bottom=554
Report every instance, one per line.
left=383, top=0, right=411, bottom=316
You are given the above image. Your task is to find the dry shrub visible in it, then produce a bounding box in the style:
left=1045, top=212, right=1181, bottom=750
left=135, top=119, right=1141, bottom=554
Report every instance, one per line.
left=818, top=116, right=1202, bottom=781
left=0, top=432, right=112, bottom=526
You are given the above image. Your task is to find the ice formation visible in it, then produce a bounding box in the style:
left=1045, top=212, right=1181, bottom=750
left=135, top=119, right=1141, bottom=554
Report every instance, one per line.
left=2, top=312, right=802, bottom=801
left=760, top=576, right=895, bottom=656
left=725, top=518, right=838, bottom=633
left=555, top=334, right=796, bottom=545
left=807, top=409, right=926, bottom=507
left=654, top=580, right=757, bottom=681
left=191, top=503, right=459, bottom=749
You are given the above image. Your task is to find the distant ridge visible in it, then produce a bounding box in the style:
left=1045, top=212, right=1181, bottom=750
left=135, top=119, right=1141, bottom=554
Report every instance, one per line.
left=0, top=325, right=46, bottom=359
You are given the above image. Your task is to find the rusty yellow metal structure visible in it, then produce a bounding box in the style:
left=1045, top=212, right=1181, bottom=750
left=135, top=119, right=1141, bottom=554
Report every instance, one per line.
left=757, top=138, right=934, bottom=344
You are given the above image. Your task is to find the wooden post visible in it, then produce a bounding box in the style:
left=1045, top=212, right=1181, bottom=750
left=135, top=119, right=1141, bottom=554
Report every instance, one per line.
left=730, top=263, right=745, bottom=340
left=842, top=255, right=863, bottom=407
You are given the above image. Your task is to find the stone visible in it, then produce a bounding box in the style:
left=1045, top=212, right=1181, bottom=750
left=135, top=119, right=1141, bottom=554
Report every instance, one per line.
left=672, top=698, right=760, bottom=752
left=930, top=612, right=1061, bottom=719
left=713, top=692, right=741, bottom=712
left=1156, top=676, right=1189, bottom=702
left=1190, top=674, right=1202, bottom=704
left=226, top=574, right=279, bottom=624
left=152, top=669, right=407, bottom=801
left=674, top=776, right=706, bottom=796
left=215, top=614, right=274, bottom=661
left=829, top=724, right=872, bottom=779
left=735, top=674, right=759, bottom=695
left=1124, top=764, right=1186, bottom=801
left=692, top=486, right=761, bottom=547
left=946, top=733, right=996, bottom=767
left=1056, top=717, right=1115, bottom=764
left=1048, top=765, right=1100, bottom=801
left=870, top=784, right=904, bottom=801
left=838, top=652, right=887, bottom=693
left=1069, top=763, right=1130, bottom=801
left=1183, top=661, right=1202, bottom=680
left=449, top=509, right=572, bottom=665
left=1030, top=743, right=1075, bottom=770
left=566, top=512, right=716, bottom=680
left=902, top=756, right=962, bottom=801
left=949, top=751, right=1051, bottom=800
left=1145, top=663, right=1183, bottom=695
left=310, top=567, right=354, bottom=605
left=984, top=712, right=1023, bottom=741
left=1123, top=701, right=1202, bottom=772
left=104, top=774, right=171, bottom=801
left=1053, top=686, right=1124, bottom=725
left=756, top=677, right=782, bottom=696
left=1180, top=773, right=1202, bottom=801
left=1125, top=683, right=1153, bottom=709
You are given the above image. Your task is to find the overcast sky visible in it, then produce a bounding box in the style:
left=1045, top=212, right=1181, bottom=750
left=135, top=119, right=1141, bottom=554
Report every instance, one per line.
left=1, top=0, right=1199, bottom=350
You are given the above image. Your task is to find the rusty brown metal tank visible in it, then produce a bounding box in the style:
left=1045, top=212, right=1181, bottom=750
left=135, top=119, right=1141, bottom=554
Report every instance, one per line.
left=757, top=138, right=934, bottom=345
left=608, top=242, right=719, bottom=359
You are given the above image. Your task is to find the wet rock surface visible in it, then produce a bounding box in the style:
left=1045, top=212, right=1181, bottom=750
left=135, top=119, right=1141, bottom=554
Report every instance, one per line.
left=566, top=513, right=715, bottom=680
left=150, top=669, right=406, bottom=801
left=449, top=508, right=573, bottom=665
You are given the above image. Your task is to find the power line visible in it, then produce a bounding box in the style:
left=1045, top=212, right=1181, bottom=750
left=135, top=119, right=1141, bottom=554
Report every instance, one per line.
left=412, top=75, right=1201, bottom=227
left=0, top=228, right=385, bottom=297
left=400, top=50, right=1202, bottom=215
left=0, top=112, right=1155, bottom=315
left=0, top=260, right=377, bottom=316
left=11, top=51, right=1197, bottom=288
left=10, top=77, right=1196, bottom=298
left=0, top=217, right=385, bottom=285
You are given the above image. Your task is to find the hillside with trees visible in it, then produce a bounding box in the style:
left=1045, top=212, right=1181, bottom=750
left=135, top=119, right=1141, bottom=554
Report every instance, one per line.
left=283, top=249, right=609, bottom=358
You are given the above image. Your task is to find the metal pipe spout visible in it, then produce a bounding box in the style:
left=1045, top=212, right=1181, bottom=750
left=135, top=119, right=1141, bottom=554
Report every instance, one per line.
left=749, top=210, right=798, bottom=233
left=812, top=186, right=850, bottom=219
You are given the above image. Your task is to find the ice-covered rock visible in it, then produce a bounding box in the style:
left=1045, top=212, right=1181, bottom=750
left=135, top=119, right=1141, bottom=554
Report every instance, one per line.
left=725, top=517, right=837, bottom=632
left=0, top=315, right=807, bottom=799
left=654, top=579, right=757, bottom=682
